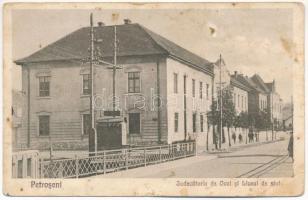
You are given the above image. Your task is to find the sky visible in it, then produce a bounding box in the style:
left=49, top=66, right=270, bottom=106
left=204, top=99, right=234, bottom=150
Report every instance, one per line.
left=11, top=7, right=294, bottom=103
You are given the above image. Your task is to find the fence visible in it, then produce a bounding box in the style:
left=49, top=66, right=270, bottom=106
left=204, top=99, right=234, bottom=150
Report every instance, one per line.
left=39, top=141, right=196, bottom=178
left=12, top=150, right=40, bottom=178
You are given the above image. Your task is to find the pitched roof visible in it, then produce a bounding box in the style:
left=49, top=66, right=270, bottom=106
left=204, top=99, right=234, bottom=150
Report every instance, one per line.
left=230, top=76, right=251, bottom=92
left=15, top=23, right=213, bottom=76
left=250, top=74, right=270, bottom=93
left=230, top=74, right=264, bottom=93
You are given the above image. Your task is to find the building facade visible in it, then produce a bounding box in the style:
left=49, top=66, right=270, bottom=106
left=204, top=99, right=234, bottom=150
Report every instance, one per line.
left=15, top=21, right=214, bottom=150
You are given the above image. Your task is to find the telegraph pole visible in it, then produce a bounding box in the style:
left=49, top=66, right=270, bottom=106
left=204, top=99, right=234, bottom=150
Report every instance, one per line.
left=113, top=26, right=117, bottom=114
left=291, top=95, right=293, bottom=131
left=89, top=13, right=97, bottom=152
left=219, top=54, right=223, bottom=149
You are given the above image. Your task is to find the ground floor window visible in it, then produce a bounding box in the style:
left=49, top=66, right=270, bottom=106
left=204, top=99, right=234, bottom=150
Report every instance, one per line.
left=39, top=115, right=50, bottom=136
left=174, top=113, right=179, bottom=132
left=200, top=114, right=204, bottom=132
left=82, top=114, right=91, bottom=135
left=193, top=113, right=197, bottom=133
left=129, top=113, right=140, bottom=134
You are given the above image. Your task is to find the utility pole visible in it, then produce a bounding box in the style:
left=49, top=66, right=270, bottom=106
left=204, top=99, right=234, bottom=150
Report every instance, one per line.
left=113, top=26, right=117, bottom=114
left=291, top=95, right=293, bottom=131
left=219, top=54, right=223, bottom=149
left=89, top=13, right=97, bottom=153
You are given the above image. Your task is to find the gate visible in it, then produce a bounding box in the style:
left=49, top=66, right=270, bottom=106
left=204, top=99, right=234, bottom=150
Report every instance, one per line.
left=97, top=119, right=122, bottom=151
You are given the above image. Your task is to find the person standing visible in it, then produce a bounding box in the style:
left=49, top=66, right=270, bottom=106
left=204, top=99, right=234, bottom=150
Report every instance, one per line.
left=238, top=134, right=243, bottom=143
left=288, top=131, right=294, bottom=162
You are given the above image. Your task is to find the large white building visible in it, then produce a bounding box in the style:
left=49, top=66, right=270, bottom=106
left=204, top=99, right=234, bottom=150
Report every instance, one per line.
left=15, top=20, right=214, bottom=150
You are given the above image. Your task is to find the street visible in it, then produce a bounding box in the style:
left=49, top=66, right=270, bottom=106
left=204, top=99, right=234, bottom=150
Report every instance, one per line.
left=99, top=132, right=293, bottom=178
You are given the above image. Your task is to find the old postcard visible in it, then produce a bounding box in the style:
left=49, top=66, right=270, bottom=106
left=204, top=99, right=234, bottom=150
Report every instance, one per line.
left=2, top=2, right=305, bottom=196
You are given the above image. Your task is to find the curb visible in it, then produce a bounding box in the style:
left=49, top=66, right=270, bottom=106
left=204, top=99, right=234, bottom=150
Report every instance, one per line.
left=199, top=138, right=285, bottom=155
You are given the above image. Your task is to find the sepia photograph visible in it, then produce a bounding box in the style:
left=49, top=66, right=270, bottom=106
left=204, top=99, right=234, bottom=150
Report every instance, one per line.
left=2, top=2, right=305, bottom=197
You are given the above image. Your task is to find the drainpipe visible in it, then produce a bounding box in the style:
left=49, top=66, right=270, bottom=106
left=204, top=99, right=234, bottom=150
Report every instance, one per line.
left=211, top=67, right=216, bottom=149
left=27, top=66, right=30, bottom=148
left=156, top=59, right=161, bottom=144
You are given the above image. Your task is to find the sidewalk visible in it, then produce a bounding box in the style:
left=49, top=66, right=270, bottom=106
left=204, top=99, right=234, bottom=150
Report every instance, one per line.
left=198, top=131, right=288, bottom=155
left=93, top=153, right=217, bottom=178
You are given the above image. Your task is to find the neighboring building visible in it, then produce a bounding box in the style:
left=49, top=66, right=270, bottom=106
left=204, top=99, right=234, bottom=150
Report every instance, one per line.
left=265, top=80, right=283, bottom=127
left=230, top=76, right=250, bottom=114
left=250, top=74, right=270, bottom=113
left=15, top=21, right=214, bottom=150
left=12, top=90, right=23, bottom=150
left=282, top=102, right=293, bottom=130
left=230, top=72, right=267, bottom=117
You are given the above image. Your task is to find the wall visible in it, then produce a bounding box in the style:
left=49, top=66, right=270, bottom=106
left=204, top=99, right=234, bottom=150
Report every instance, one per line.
left=94, top=55, right=168, bottom=145
left=20, top=61, right=89, bottom=150
left=259, top=93, right=268, bottom=111
left=19, top=55, right=168, bottom=150
left=166, top=58, right=212, bottom=146
left=233, top=86, right=248, bottom=114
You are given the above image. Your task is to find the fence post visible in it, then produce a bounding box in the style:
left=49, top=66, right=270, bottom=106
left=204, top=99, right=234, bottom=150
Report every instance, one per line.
left=159, top=146, right=162, bottom=163
left=184, top=143, right=187, bottom=157
left=103, top=151, right=106, bottom=174
left=125, top=149, right=128, bottom=170
left=39, top=158, right=42, bottom=179
left=144, top=147, right=147, bottom=166
left=75, top=155, right=79, bottom=178
left=194, top=142, right=197, bottom=156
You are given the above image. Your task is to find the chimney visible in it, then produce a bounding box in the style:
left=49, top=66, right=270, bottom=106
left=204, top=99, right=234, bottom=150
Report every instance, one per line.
left=124, top=18, right=132, bottom=24
left=97, top=22, right=105, bottom=27
left=234, top=71, right=238, bottom=77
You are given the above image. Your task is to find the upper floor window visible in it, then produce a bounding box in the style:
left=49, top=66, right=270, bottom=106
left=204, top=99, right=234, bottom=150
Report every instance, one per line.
left=206, top=83, right=209, bottom=100
left=199, top=82, right=203, bottom=99
left=39, top=115, right=50, bottom=136
left=174, top=73, right=178, bottom=93
left=192, top=79, right=195, bottom=97
left=39, top=76, right=50, bottom=97
left=82, top=74, right=91, bottom=95
left=128, top=72, right=140, bottom=93
left=238, top=94, right=240, bottom=107
left=234, top=94, right=236, bottom=107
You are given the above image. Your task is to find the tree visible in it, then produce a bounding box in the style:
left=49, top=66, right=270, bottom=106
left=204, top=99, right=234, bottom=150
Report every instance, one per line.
left=220, top=86, right=236, bottom=147
left=207, top=100, right=219, bottom=149
left=208, top=86, right=236, bottom=148
left=239, top=111, right=249, bottom=144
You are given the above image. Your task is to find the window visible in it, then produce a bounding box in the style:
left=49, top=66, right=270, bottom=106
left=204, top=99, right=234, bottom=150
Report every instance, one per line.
left=174, top=113, right=179, bottom=132
left=128, top=72, right=140, bottom=93
left=199, top=82, right=203, bottom=99
left=39, top=76, right=50, bottom=97
left=238, top=94, right=240, bottom=107
left=241, top=96, right=244, bottom=109
left=234, top=94, right=236, bottom=106
left=82, top=74, right=91, bottom=95
left=27, top=158, right=32, bottom=177
left=193, top=113, right=197, bottom=132
left=200, top=114, right=204, bottom=132
left=244, top=97, right=246, bottom=110
left=82, top=114, right=91, bottom=135
left=174, top=73, right=178, bottom=93
left=192, top=79, right=195, bottom=97
left=129, top=113, right=140, bottom=134
left=39, top=115, right=50, bottom=136
left=206, top=83, right=209, bottom=100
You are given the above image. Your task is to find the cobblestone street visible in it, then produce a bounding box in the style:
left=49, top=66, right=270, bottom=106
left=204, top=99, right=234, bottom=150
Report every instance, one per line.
left=99, top=132, right=293, bottom=178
